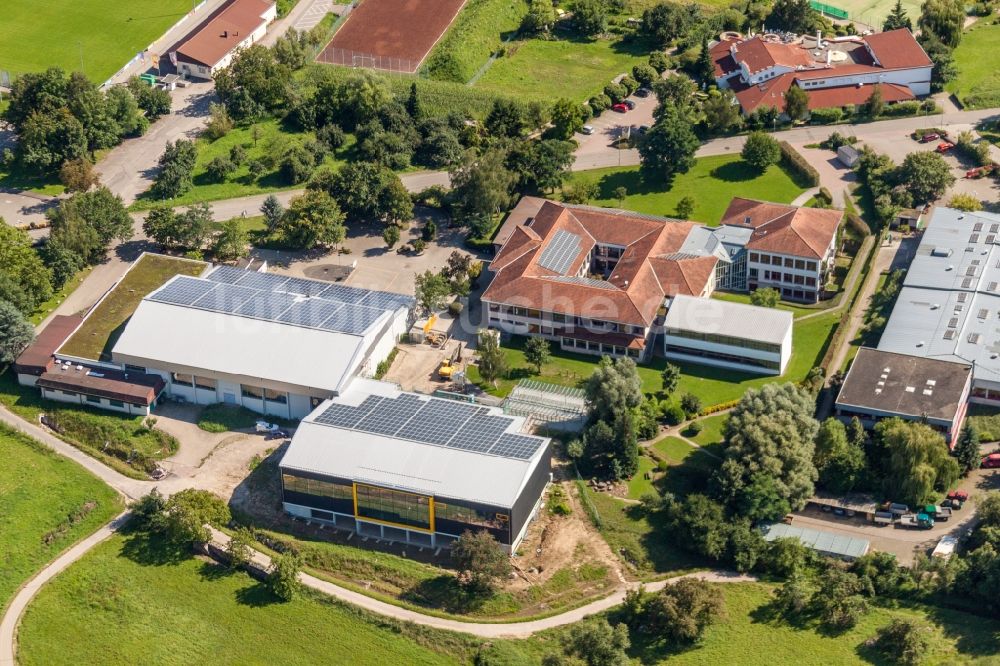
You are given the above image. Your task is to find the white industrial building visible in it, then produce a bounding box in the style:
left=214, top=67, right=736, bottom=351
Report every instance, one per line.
left=110, top=266, right=413, bottom=420
left=663, top=294, right=793, bottom=375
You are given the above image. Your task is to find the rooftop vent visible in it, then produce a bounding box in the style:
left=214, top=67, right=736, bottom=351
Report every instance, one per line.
left=932, top=247, right=953, bottom=257
left=927, top=379, right=936, bottom=386
left=931, top=304, right=940, bottom=310
left=922, top=389, right=933, bottom=396
left=916, top=341, right=925, bottom=347
left=883, top=367, right=891, bottom=373
left=905, top=386, right=916, bottom=392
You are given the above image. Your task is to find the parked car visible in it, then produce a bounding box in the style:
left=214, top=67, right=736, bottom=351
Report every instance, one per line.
left=942, top=497, right=963, bottom=510
left=919, top=132, right=940, bottom=143
left=635, top=87, right=651, bottom=97
left=624, top=99, right=636, bottom=110
left=580, top=125, right=595, bottom=135
left=612, top=103, right=629, bottom=113
left=256, top=420, right=288, bottom=439
left=936, top=141, right=955, bottom=153
left=983, top=453, right=1000, bottom=468
left=150, top=467, right=167, bottom=480
left=637, top=125, right=650, bottom=135
left=897, top=513, right=934, bottom=529
left=874, top=511, right=893, bottom=526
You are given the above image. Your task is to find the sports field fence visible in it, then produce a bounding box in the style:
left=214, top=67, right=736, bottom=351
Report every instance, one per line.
left=316, top=47, right=417, bottom=75
left=810, top=0, right=850, bottom=19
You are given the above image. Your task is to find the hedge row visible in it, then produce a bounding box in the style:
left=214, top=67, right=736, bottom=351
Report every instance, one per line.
left=778, top=141, right=820, bottom=187
left=698, top=399, right=739, bottom=417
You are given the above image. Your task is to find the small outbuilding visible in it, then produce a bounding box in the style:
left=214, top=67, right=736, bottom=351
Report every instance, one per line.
left=837, top=144, right=860, bottom=168
left=762, top=523, right=870, bottom=560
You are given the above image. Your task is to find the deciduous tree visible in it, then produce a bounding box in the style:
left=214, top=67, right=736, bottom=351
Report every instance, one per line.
left=161, top=488, right=230, bottom=545
left=0, top=301, right=35, bottom=364
left=524, top=336, right=552, bottom=374
left=875, top=418, right=960, bottom=505
left=451, top=530, right=511, bottom=595
left=741, top=131, right=781, bottom=171
left=278, top=189, right=346, bottom=249
left=476, top=330, right=508, bottom=387
left=638, top=103, right=699, bottom=182
left=0, top=224, right=54, bottom=315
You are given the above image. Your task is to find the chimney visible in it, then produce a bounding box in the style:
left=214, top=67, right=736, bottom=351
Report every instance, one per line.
left=223, top=30, right=228, bottom=37
left=826, top=49, right=832, bottom=65
left=816, top=30, right=821, bottom=46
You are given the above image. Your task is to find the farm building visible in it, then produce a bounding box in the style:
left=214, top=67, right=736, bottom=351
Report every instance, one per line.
left=712, top=29, right=932, bottom=115
left=663, top=294, right=793, bottom=375
left=173, top=0, right=277, bottom=79
left=109, top=266, right=413, bottom=420
left=835, top=347, right=971, bottom=444
left=762, top=523, right=870, bottom=560
left=279, top=379, right=552, bottom=552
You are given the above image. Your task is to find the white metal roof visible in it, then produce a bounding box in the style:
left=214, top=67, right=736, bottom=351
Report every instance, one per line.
left=665, top=294, right=793, bottom=345
left=111, top=300, right=366, bottom=394
left=763, top=523, right=870, bottom=559
left=279, top=383, right=549, bottom=507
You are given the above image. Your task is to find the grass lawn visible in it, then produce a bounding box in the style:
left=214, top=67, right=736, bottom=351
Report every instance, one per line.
left=197, top=404, right=293, bottom=433
left=620, top=582, right=1000, bottom=665
left=967, top=403, right=1000, bottom=443
left=58, top=253, right=206, bottom=361
left=16, top=531, right=477, bottom=666
left=470, top=311, right=838, bottom=408
left=475, top=35, right=652, bottom=102
left=650, top=435, right=696, bottom=463
left=562, top=156, right=806, bottom=225
left=688, top=413, right=727, bottom=447
left=133, top=119, right=354, bottom=210
left=946, top=19, right=1000, bottom=109
left=423, top=0, right=529, bottom=83
left=626, top=455, right=658, bottom=499
left=0, top=425, right=122, bottom=612
left=0, top=0, right=194, bottom=82
left=711, top=291, right=817, bottom=319
left=584, top=484, right=706, bottom=577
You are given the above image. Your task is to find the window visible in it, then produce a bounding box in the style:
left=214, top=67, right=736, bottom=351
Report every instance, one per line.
left=749, top=252, right=760, bottom=263
left=794, top=259, right=805, bottom=270
left=109, top=400, right=125, bottom=408
left=749, top=268, right=758, bottom=279
left=282, top=474, right=353, bottom=501
left=195, top=376, right=216, bottom=391
left=759, top=255, right=770, bottom=265
left=264, top=388, right=287, bottom=404
left=355, top=484, right=431, bottom=530
left=125, top=364, right=146, bottom=373
left=434, top=501, right=506, bottom=530
left=806, top=261, right=817, bottom=273
left=241, top=384, right=264, bottom=400
left=552, top=313, right=566, bottom=323
left=310, top=509, right=334, bottom=521
left=86, top=394, right=101, bottom=404
left=61, top=389, right=77, bottom=397
left=806, top=277, right=816, bottom=287
left=172, top=373, right=193, bottom=387
left=783, top=257, right=794, bottom=268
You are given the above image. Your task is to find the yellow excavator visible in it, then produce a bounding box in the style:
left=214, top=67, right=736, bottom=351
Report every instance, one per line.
left=438, top=344, right=463, bottom=380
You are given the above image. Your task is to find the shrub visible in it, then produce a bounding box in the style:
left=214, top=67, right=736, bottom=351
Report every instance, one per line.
left=448, top=301, right=464, bottom=316
left=810, top=107, right=845, bottom=124
left=663, top=403, right=686, bottom=426
left=741, top=131, right=781, bottom=171
left=779, top=140, right=820, bottom=187
left=817, top=187, right=833, bottom=205
left=880, top=101, right=921, bottom=117
left=870, top=619, right=930, bottom=666
left=588, top=94, right=612, bottom=115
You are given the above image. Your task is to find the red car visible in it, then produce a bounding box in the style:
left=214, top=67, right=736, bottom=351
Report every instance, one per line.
left=937, top=142, right=955, bottom=153
left=919, top=132, right=940, bottom=143
left=612, top=103, right=629, bottom=113
left=983, top=453, right=1000, bottom=469
left=947, top=490, right=969, bottom=502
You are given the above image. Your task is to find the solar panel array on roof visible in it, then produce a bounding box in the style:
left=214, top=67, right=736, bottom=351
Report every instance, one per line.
left=312, top=393, right=545, bottom=461
left=149, top=269, right=415, bottom=336
left=537, top=230, right=582, bottom=275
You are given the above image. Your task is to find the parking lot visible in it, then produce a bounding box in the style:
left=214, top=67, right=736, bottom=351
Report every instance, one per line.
left=574, top=87, right=657, bottom=171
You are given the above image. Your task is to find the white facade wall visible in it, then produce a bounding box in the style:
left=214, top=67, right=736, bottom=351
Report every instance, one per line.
left=748, top=245, right=833, bottom=302
left=799, top=65, right=933, bottom=96
left=664, top=324, right=791, bottom=375
left=179, top=3, right=277, bottom=80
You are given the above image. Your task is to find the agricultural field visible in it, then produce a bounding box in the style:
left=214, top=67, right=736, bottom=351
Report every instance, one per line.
left=560, top=156, right=806, bottom=225
left=947, top=20, right=1000, bottom=110
left=321, top=0, right=466, bottom=72
left=58, top=253, right=206, bottom=361
left=0, top=0, right=194, bottom=82
left=474, top=36, right=652, bottom=102
left=0, top=425, right=122, bottom=611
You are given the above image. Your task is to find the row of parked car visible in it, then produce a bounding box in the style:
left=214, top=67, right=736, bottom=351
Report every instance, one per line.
left=579, top=87, right=651, bottom=136
left=875, top=491, right=969, bottom=530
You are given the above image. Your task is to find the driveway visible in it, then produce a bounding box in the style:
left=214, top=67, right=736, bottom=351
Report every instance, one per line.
left=574, top=91, right=657, bottom=171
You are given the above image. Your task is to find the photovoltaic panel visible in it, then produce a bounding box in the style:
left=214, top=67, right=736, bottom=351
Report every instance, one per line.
left=359, top=291, right=415, bottom=311
left=314, top=395, right=384, bottom=428
left=396, top=399, right=480, bottom=445
left=489, top=433, right=544, bottom=460
left=235, top=271, right=290, bottom=292
left=318, top=303, right=385, bottom=335
left=446, top=414, right=515, bottom=453
left=191, top=282, right=259, bottom=312
left=354, top=393, right=425, bottom=435
left=277, top=299, right=343, bottom=328
left=234, top=291, right=297, bottom=320
left=280, top=276, right=331, bottom=297
left=537, top=230, right=582, bottom=275
left=206, top=266, right=247, bottom=284
left=319, top=284, right=371, bottom=305
left=149, top=276, right=217, bottom=306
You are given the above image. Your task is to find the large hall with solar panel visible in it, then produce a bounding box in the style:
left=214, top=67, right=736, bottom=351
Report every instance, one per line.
left=13, top=253, right=553, bottom=552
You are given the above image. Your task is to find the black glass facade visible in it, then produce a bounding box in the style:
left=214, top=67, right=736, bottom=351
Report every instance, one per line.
left=354, top=484, right=432, bottom=531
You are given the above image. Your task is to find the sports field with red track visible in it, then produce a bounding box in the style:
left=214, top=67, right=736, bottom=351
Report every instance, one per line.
left=319, top=0, right=466, bottom=73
